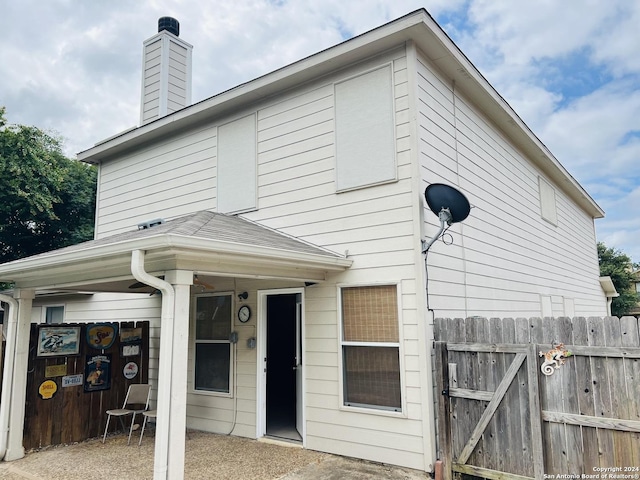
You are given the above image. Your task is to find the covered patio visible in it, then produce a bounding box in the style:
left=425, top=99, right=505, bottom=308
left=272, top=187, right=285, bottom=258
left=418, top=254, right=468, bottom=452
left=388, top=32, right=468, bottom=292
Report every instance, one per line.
left=0, top=211, right=351, bottom=480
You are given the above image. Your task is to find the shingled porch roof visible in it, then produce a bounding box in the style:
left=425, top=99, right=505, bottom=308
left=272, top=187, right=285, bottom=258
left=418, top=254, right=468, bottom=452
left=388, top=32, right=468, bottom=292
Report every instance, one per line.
left=0, top=211, right=352, bottom=292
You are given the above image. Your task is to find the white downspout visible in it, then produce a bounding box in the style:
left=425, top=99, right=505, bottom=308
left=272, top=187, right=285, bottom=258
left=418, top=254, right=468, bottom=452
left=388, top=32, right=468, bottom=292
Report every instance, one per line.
left=0, top=294, right=18, bottom=461
left=131, top=250, right=174, bottom=480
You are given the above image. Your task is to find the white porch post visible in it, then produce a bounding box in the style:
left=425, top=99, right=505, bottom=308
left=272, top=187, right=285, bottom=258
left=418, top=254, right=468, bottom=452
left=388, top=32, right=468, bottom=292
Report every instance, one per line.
left=165, top=270, right=192, bottom=480
left=5, top=289, right=34, bottom=461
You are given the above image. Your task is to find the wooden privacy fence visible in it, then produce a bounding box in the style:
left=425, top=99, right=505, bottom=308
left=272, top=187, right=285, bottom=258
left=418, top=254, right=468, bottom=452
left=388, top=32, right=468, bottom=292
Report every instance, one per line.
left=23, top=321, right=149, bottom=450
left=434, top=316, right=640, bottom=480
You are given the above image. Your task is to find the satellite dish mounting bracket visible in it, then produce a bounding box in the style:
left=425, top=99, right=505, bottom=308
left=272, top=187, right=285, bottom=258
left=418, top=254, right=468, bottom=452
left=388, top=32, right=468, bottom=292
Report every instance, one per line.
left=422, top=207, right=453, bottom=253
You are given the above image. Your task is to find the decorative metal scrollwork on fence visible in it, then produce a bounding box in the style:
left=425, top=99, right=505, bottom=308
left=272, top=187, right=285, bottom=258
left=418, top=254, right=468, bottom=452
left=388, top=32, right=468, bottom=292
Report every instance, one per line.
left=539, top=343, right=572, bottom=376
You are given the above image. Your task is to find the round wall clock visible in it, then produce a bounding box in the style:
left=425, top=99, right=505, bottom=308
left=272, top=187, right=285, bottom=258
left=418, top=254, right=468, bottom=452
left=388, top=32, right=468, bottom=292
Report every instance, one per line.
left=238, top=305, right=251, bottom=323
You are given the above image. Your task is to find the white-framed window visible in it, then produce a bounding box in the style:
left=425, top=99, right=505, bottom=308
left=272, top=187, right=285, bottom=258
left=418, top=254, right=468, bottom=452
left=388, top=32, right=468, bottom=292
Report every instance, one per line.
left=339, top=285, right=402, bottom=412
left=335, top=64, right=396, bottom=191
left=45, top=305, right=64, bottom=324
left=193, top=293, right=233, bottom=394
left=538, top=176, right=558, bottom=226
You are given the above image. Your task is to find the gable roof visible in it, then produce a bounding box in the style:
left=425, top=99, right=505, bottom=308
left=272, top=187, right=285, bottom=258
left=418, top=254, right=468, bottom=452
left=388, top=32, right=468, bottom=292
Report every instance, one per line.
left=0, top=211, right=351, bottom=291
left=77, top=9, right=603, bottom=220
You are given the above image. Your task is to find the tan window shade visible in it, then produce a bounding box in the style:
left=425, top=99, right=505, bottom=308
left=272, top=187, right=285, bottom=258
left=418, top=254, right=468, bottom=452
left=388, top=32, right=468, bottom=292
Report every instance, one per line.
left=341, top=285, right=402, bottom=411
left=342, top=285, right=398, bottom=342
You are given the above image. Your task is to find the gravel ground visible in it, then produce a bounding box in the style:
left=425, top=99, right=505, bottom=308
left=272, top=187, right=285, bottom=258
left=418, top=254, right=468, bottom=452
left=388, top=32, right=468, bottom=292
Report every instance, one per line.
left=0, top=431, right=430, bottom=480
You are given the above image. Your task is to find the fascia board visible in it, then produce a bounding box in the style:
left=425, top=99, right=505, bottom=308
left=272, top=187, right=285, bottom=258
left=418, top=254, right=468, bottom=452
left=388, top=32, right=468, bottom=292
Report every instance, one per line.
left=159, top=235, right=353, bottom=269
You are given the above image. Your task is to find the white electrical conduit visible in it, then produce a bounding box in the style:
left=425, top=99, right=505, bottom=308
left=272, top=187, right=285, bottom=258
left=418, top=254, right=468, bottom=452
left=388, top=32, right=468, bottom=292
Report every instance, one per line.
left=130, top=250, right=174, bottom=480
left=0, top=294, right=19, bottom=461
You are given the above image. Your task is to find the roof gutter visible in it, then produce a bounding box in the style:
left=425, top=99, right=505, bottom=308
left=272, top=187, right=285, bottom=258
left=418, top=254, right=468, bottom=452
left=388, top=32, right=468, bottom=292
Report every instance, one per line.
left=0, top=294, right=19, bottom=461
left=130, top=250, right=173, bottom=480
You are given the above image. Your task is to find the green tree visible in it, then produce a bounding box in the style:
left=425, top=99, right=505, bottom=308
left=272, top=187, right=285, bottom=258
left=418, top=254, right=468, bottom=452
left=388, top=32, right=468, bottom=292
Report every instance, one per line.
left=0, top=107, right=97, bottom=266
left=597, top=242, right=639, bottom=317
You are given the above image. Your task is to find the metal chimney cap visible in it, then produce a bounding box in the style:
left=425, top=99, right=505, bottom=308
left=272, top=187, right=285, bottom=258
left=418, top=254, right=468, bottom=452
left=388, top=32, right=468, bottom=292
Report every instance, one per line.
left=158, top=17, right=179, bottom=36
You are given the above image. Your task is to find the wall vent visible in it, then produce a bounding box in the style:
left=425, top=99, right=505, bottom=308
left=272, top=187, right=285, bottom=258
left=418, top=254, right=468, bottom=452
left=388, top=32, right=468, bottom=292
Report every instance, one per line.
left=137, top=219, right=165, bottom=230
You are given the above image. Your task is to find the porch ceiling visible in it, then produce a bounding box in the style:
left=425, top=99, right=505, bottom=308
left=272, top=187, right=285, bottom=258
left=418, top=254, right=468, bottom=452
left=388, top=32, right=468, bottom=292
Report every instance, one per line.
left=0, top=211, right=352, bottom=293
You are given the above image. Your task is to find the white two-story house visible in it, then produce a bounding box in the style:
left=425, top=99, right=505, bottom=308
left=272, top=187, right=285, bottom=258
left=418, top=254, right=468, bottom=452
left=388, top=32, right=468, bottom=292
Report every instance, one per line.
left=0, top=9, right=608, bottom=479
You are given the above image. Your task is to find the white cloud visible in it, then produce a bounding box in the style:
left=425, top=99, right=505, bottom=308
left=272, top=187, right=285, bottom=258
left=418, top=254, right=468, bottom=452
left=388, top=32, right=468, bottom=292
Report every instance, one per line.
left=538, top=80, right=640, bottom=182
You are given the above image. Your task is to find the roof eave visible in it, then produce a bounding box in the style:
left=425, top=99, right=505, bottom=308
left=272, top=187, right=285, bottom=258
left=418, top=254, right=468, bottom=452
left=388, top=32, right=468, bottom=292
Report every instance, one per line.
left=599, top=276, right=620, bottom=298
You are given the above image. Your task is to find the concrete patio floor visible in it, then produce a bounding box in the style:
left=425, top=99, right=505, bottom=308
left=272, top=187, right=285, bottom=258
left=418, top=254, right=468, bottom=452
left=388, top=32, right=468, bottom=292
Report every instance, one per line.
left=0, top=430, right=431, bottom=479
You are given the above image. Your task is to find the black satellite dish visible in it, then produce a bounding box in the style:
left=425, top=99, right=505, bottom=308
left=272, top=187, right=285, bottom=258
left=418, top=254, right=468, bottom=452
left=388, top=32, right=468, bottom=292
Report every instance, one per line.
left=422, top=183, right=471, bottom=254
left=424, top=183, right=470, bottom=224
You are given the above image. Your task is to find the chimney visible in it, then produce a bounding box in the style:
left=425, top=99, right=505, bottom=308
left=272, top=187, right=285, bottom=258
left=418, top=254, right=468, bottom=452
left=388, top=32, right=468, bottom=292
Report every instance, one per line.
left=140, top=17, right=193, bottom=125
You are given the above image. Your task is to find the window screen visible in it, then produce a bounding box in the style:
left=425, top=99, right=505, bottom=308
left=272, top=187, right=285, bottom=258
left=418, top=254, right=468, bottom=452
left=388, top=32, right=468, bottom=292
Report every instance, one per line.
left=194, top=294, right=232, bottom=393
left=341, top=285, right=401, bottom=411
left=335, top=65, right=396, bottom=191
left=217, top=114, right=257, bottom=213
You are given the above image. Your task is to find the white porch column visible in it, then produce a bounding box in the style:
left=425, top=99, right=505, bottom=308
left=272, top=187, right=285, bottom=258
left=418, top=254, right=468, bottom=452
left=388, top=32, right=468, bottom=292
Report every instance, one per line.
left=165, top=270, right=192, bottom=480
left=5, top=289, right=34, bottom=461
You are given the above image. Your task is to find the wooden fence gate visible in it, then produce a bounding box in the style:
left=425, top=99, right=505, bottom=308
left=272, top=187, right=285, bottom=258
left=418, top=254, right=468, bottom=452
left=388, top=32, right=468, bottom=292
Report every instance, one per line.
left=434, top=317, right=640, bottom=480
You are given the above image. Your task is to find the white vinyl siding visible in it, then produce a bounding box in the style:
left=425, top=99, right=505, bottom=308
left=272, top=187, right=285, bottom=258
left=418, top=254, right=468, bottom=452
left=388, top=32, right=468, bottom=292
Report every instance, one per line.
left=217, top=114, right=257, bottom=214
left=95, top=124, right=216, bottom=237
left=416, top=49, right=605, bottom=318
left=335, top=65, right=396, bottom=191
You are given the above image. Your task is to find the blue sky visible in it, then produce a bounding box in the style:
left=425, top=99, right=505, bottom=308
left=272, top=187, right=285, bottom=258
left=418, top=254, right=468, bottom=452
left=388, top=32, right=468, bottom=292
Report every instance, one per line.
left=1, top=0, right=639, bottom=263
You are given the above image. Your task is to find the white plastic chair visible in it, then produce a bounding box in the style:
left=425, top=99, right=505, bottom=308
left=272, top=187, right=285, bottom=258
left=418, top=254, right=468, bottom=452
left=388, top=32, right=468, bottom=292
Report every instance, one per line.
left=102, top=383, right=151, bottom=444
left=138, top=409, right=157, bottom=445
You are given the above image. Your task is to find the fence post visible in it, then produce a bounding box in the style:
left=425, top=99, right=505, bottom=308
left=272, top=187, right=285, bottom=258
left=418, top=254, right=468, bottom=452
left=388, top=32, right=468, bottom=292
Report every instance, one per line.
left=527, top=343, right=545, bottom=478
left=434, top=341, right=452, bottom=480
